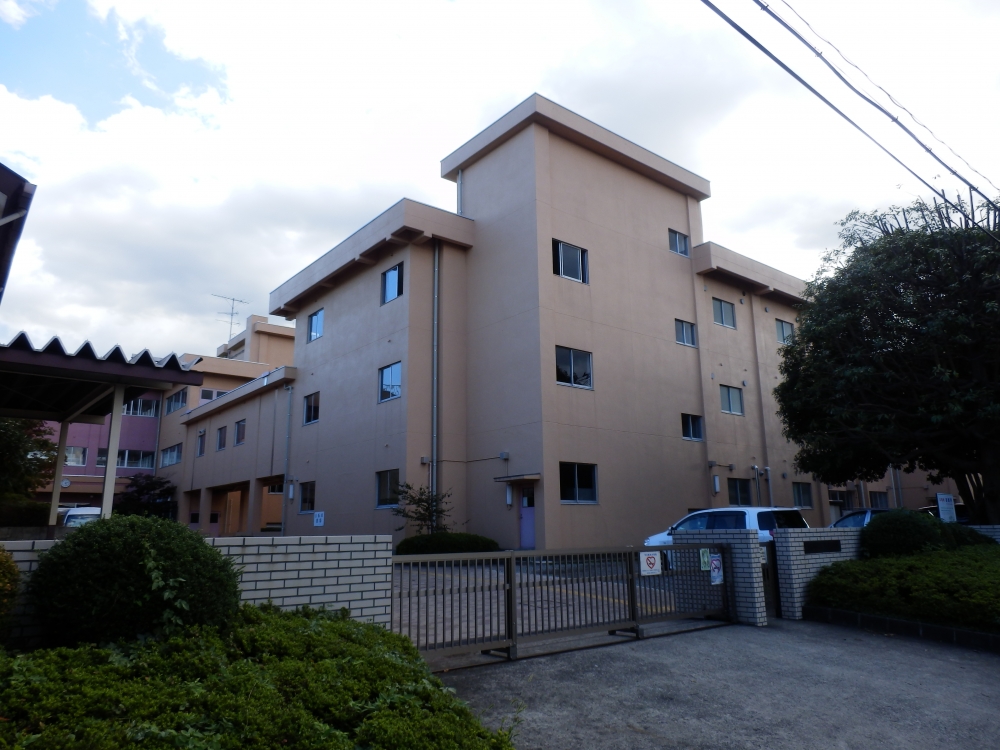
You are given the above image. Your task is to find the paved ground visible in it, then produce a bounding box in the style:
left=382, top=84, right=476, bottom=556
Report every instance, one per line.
left=440, top=619, right=1000, bottom=749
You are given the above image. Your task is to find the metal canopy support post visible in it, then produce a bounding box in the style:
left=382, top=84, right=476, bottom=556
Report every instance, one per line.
left=99, top=385, right=126, bottom=519
left=47, top=421, right=69, bottom=527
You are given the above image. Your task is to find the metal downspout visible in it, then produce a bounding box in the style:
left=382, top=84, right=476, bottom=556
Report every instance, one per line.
left=764, top=466, right=775, bottom=506
left=431, top=240, right=441, bottom=512
left=281, top=384, right=293, bottom=534
left=456, top=170, right=463, bottom=216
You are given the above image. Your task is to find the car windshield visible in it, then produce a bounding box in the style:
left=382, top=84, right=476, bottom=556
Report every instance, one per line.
left=833, top=512, right=866, bottom=528
left=674, top=513, right=709, bottom=531
left=64, top=514, right=99, bottom=527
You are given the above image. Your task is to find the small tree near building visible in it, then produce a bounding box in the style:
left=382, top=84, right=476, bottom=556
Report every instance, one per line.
left=391, top=483, right=453, bottom=535
left=776, top=198, right=1000, bottom=524
left=115, top=474, right=178, bottom=519
left=0, top=418, right=55, bottom=498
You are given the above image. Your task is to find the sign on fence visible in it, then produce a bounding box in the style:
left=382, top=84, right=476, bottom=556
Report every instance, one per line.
left=710, top=554, right=723, bottom=585
left=700, top=548, right=711, bottom=571
left=640, top=550, right=662, bottom=576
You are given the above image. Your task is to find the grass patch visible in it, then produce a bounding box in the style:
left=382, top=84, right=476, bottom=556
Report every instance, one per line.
left=0, top=605, right=515, bottom=749
left=807, top=545, right=1000, bottom=634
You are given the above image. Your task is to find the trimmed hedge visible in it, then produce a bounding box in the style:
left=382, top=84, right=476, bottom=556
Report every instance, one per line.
left=29, top=515, right=240, bottom=645
left=806, top=545, right=1000, bottom=633
left=0, top=493, right=48, bottom=527
left=0, top=546, right=18, bottom=626
left=860, top=510, right=993, bottom=558
left=396, top=532, right=501, bottom=556
left=0, top=605, right=516, bottom=749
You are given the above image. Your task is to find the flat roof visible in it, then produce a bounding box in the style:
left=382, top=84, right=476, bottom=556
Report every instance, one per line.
left=441, top=94, right=711, bottom=201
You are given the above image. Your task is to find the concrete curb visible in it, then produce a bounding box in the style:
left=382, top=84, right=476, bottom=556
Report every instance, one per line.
left=802, top=604, right=1000, bottom=654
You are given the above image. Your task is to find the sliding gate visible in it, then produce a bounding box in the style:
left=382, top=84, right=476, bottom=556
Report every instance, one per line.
left=391, top=545, right=729, bottom=659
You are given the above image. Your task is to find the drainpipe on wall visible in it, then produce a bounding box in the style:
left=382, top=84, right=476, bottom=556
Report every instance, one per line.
left=751, top=464, right=762, bottom=506
left=764, top=466, right=774, bottom=507
left=281, top=383, right=293, bottom=535
left=431, top=239, right=441, bottom=526
left=456, top=170, right=463, bottom=216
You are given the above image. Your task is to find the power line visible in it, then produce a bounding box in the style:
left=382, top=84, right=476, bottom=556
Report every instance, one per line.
left=753, top=0, right=1000, bottom=213
left=696, top=0, right=1000, bottom=243
left=212, top=293, right=249, bottom=342
left=773, top=0, right=1000, bottom=194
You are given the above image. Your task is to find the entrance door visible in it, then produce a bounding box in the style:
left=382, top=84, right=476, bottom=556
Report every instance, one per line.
left=519, top=486, right=535, bottom=549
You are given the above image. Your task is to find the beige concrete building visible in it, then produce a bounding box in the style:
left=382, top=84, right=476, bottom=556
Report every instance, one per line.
left=159, top=96, right=954, bottom=547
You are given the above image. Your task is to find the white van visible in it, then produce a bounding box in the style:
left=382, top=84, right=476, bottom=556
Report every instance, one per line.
left=644, top=507, right=809, bottom=546
left=62, top=507, right=101, bottom=528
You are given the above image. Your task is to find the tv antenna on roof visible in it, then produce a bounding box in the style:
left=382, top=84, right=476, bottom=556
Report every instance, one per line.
left=213, top=293, right=250, bottom=342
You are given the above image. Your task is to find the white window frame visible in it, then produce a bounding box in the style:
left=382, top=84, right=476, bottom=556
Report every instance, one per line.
left=308, top=308, right=324, bottom=342
left=793, top=482, right=813, bottom=508
left=555, top=346, right=593, bottom=389
left=160, top=443, right=182, bottom=467
left=559, top=462, right=598, bottom=504
left=196, top=433, right=206, bottom=457
left=378, top=362, right=402, bottom=403
left=681, top=413, right=704, bottom=441
left=164, top=388, right=187, bottom=415
left=712, top=298, right=736, bottom=328
left=381, top=263, right=404, bottom=305
left=776, top=319, right=795, bottom=345
left=64, top=446, right=87, bottom=466
left=234, top=419, right=247, bottom=445
left=216, top=425, right=227, bottom=451
left=669, top=229, right=690, bottom=257
left=675, top=319, right=697, bottom=347
left=122, top=398, right=159, bottom=417
left=553, top=240, right=589, bottom=284
left=720, top=385, right=744, bottom=415
left=303, top=392, right=320, bottom=424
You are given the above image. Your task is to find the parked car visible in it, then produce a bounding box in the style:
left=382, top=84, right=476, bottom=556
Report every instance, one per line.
left=918, top=504, right=971, bottom=524
left=62, top=507, right=101, bottom=527
left=829, top=509, right=890, bottom=528
left=644, top=507, right=809, bottom=546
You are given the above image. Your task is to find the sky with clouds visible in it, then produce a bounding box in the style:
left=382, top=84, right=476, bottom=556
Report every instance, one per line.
left=1, top=0, right=998, bottom=358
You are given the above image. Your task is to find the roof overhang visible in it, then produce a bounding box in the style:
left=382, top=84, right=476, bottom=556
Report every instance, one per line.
left=441, top=94, right=711, bottom=201
left=692, top=242, right=806, bottom=305
left=0, top=333, right=203, bottom=422
left=179, top=366, right=297, bottom=424
left=493, top=473, right=542, bottom=483
left=0, top=163, right=36, bottom=306
left=269, top=198, right=474, bottom=318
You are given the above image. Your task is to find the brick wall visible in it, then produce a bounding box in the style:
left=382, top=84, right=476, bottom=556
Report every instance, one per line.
left=1, top=534, right=392, bottom=644
left=771, top=528, right=862, bottom=620
left=671, top=529, right=767, bottom=627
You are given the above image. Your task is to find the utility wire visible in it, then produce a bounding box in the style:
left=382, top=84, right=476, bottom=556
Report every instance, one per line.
left=753, top=0, right=1000, bottom=213
left=696, top=0, right=1000, bottom=243
left=774, top=0, right=1000, bottom=194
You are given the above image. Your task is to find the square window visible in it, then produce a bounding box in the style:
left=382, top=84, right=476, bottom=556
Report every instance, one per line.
left=303, top=392, right=320, bottom=424
left=196, top=433, right=205, bottom=457
left=792, top=482, right=813, bottom=508
left=235, top=419, right=246, bottom=445
left=308, top=309, right=324, bottom=342
left=299, top=481, right=316, bottom=512
left=669, top=229, right=690, bottom=257
left=675, top=319, right=697, bottom=347
left=268, top=484, right=284, bottom=494
left=555, top=346, right=593, bottom=389
left=720, top=385, right=744, bottom=415
left=712, top=298, right=736, bottom=328
left=216, top=426, right=227, bottom=451
left=829, top=489, right=855, bottom=510
left=869, top=491, right=889, bottom=509
left=201, top=389, right=214, bottom=401
left=376, top=469, right=400, bottom=506
left=552, top=240, right=589, bottom=284
left=164, top=388, right=188, bottom=415
left=559, top=462, right=598, bottom=503
left=160, top=443, right=182, bottom=467
left=381, top=263, right=404, bottom=304
left=64, top=446, right=87, bottom=466
left=379, top=362, right=402, bottom=402
left=681, top=414, right=704, bottom=440
left=776, top=319, right=795, bottom=345
left=96, top=448, right=108, bottom=467
left=728, top=478, right=753, bottom=506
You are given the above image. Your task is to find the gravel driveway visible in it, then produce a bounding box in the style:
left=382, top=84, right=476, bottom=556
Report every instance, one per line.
left=440, top=619, right=1000, bottom=749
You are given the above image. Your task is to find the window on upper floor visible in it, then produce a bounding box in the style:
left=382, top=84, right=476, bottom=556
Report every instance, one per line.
left=164, top=388, right=187, bottom=415
left=720, top=385, right=744, bottom=415
left=681, top=414, right=704, bottom=441
left=196, top=433, right=206, bottom=457
left=235, top=419, right=246, bottom=445
left=118, top=450, right=155, bottom=469
left=217, top=425, right=227, bottom=451
left=64, top=446, right=87, bottom=466
left=160, top=443, right=182, bottom=467
left=776, top=319, right=795, bottom=345
left=382, top=263, right=404, bottom=304
left=299, top=481, right=316, bottom=512
left=303, top=392, right=320, bottom=424
left=669, top=229, right=690, bottom=257
left=308, top=308, right=324, bottom=342
left=268, top=483, right=284, bottom=494
left=559, top=462, right=598, bottom=504
left=713, top=298, right=736, bottom=328
left=728, top=478, right=753, bottom=506
left=376, top=469, right=400, bottom=507
left=675, top=319, right=697, bottom=347
left=552, top=240, right=589, bottom=284
left=122, top=398, right=159, bottom=417
left=869, top=491, right=889, bottom=509
left=96, top=449, right=108, bottom=467
left=793, top=482, right=813, bottom=508
left=828, top=489, right=855, bottom=510
left=555, top=346, right=593, bottom=389
left=379, top=362, right=402, bottom=403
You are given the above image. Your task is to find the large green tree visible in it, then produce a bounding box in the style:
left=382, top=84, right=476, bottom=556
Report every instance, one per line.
left=776, top=199, right=1000, bottom=524
left=0, top=418, right=56, bottom=498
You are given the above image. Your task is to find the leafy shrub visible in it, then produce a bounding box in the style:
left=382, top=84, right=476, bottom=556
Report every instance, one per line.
left=0, top=605, right=515, bottom=749
left=0, top=545, right=18, bottom=625
left=396, top=532, right=501, bottom=556
left=0, top=492, right=48, bottom=526
left=29, top=515, right=240, bottom=645
left=859, top=509, right=992, bottom=558
left=807, top=545, right=1000, bottom=633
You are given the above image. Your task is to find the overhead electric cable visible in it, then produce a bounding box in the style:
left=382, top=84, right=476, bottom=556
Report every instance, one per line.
left=774, top=0, right=1000, bottom=194
left=696, top=0, right=1000, bottom=242
left=752, top=0, right=1000, bottom=213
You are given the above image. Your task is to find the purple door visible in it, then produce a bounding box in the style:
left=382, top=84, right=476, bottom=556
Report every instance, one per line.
left=519, top=487, right=535, bottom=550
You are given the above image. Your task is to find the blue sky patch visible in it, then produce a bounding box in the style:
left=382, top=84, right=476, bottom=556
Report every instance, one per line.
left=0, top=1, right=224, bottom=124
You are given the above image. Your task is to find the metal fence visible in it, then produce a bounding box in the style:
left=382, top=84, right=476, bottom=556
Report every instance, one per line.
left=391, top=545, right=728, bottom=658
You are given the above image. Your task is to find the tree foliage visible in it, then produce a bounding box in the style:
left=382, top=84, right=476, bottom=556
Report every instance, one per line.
left=115, top=473, right=177, bottom=519
left=391, top=483, right=453, bottom=535
left=776, top=197, right=1000, bottom=523
left=0, top=418, right=56, bottom=498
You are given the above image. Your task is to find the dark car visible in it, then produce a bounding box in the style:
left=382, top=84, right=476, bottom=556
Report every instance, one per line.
left=830, top=509, right=889, bottom=528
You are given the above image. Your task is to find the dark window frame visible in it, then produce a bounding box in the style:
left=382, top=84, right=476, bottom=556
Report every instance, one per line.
left=728, top=477, right=753, bottom=506
left=381, top=262, right=404, bottom=305
left=160, top=443, right=183, bottom=467
left=234, top=419, right=247, bottom=445
left=555, top=346, right=593, bottom=389
left=299, top=481, right=316, bottom=513
left=196, top=432, right=205, bottom=457
left=712, top=298, right=737, bottom=329
left=675, top=319, right=697, bottom=347
left=720, top=385, right=744, bottom=415
left=559, top=462, right=598, bottom=504
left=303, top=392, right=320, bottom=425
left=669, top=229, right=690, bottom=257
left=216, top=425, right=227, bottom=451
left=681, top=413, right=704, bottom=441
left=378, top=362, right=402, bottom=403
left=552, top=240, right=589, bottom=284
left=308, top=308, right=324, bottom=342
left=792, top=482, right=813, bottom=508
left=376, top=469, right=400, bottom=507
left=776, top=319, right=795, bottom=345
left=164, top=388, right=188, bottom=415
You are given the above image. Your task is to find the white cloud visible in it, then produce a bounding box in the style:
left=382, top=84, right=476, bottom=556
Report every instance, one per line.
left=0, top=0, right=41, bottom=28
left=2, top=0, right=999, bottom=357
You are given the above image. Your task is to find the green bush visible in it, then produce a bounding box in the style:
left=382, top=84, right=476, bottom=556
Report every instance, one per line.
left=28, top=515, right=240, bottom=645
left=859, top=509, right=992, bottom=558
left=807, top=545, right=1000, bottom=633
left=0, top=546, right=19, bottom=625
left=0, top=605, right=515, bottom=749
left=396, top=532, right=501, bottom=556
left=0, top=492, right=48, bottom=526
